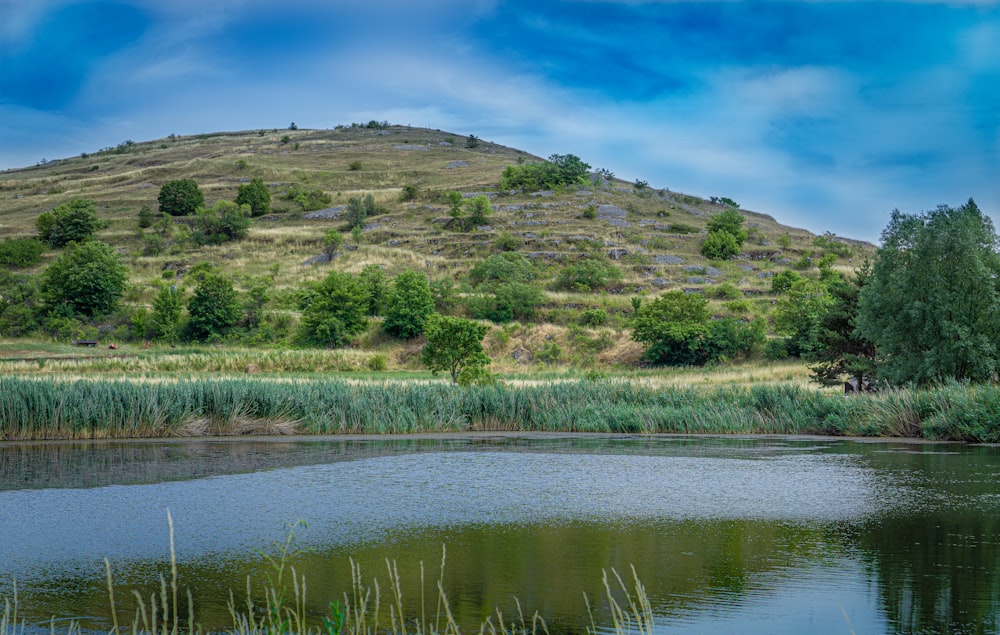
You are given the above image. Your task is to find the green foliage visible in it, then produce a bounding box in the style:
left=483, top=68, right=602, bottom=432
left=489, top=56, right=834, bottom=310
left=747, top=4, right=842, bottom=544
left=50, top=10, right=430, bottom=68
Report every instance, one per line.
left=400, top=184, right=419, bottom=201
left=368, top=354, right=388, bottom=372
left=358, top=264, right=388, bottom=316
left=578, top=308, right=608, bottom=327
left=430, top=277, right=459, bottom=314
left=581, top=205, right=597, bottom=220
left=858, top=199, right=1000, bottom=385
left=345, top=196, right=367, bottom=229
left=773, top=278, right=834, bottom=355
left=492, top=232, right=524, bottom=252
left=554, top=258, right=622, bottom=292
left=632, top=291, right=761, bottom=365
left=296, top=271, right=369, bottom=347
left=137, top=204, right=155, bottom=229
left=465, top=134, right=480, bottom=148
left=469, top=282, right=545, bottom=323
left=38, top=198, right=102, bottom=247
left=283, top=185, right=332, bottom=212
left=158, top=179, right=204, bottom=216
left=40, top=240, right=128, bottom=319
left=464, top=195, right=492, bottom=229
left=771, top=269, right=803, bottom=293
left=0, top=270, right=40, bottom=336
left=421, top=313, right=491, bottom=383
left=704, top=283, right=743, bottom=300
left=191, top=201, right=251, bottom=245
left=499, top=153, right=591, bottom=192
left=777, top=233, right=792, bottom=248
left=813, top=233, right=852, bottom=258
left=383, top=269, right=435, bottom=338
left=469, top=252, right=536, bottom=288
left=348, top=160, right=363, bottom=171
left=0, top=238, right=45, bottom=268
left=149, top=285, right=183, bottom=343
left=701, top=208, right=747, bottom=261
left=323, top=230, right=343, bottom=260
left=701, top=229, right=740, bottom=260
left=185, top=272, right=241, bottom=342
left=235, top=177, right=271, bottom=217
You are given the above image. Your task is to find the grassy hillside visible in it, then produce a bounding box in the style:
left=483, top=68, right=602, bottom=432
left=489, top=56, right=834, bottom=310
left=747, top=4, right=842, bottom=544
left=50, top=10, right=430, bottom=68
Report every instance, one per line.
left=0, top=124, right=874, bottom=373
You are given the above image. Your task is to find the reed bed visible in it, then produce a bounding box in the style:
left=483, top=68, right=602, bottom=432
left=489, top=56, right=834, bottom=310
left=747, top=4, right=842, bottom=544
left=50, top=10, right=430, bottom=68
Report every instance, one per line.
left=2, top=377, right=999, bottom=442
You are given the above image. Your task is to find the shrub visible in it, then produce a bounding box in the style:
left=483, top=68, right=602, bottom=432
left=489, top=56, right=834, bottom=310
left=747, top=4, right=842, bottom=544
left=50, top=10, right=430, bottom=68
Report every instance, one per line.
left=37, top=199, right=102, bottom=247
left=500, top=154, right=591, bottom=192
left=421, top=313, right=491, bottom=383
left=469, top=282, right=545, bottom=323
left=0, top=238, right=45, bottom=267
left=465, top=134, right=481, bottom=148
left=358, top=264, right=388, bottom=316
left=469, top=252, right=535, bottom=288
left=40, top=240, right=128, bottom=319
left=191, top=201, right=251, bottom=245
left=296, top=271, right=369, bottom=347
left=701, top=230, right=740, bottom=260
left=464, top=195, right=492, bottom=229
left=235, top=177, right=271, bottom=217
left=383, top=269, right=435, bottom=338
left=158, top=179, right=203, bottom=216
left=771, top=270, right=803, bottom=293
left=400, top=184, right=419, bottom=201
left=185, top=272, right=241, bottom=342
left=492, top=233, right=524, bottom=252
left=578, top=308, right=608, bottom=327
left=323, top=230, right=343, bottom=260
left=554, top=258, right=622, bottom=292
left=705, top=283, right=743, bottom=300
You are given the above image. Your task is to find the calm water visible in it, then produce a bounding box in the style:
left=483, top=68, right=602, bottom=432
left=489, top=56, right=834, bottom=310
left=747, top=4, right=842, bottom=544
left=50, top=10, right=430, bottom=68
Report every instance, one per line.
left=1, top=434, right=999, bottom=634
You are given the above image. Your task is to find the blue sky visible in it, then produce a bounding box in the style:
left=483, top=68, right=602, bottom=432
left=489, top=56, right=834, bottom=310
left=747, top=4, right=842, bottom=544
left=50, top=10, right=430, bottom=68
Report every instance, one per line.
left=1, top=0, right=998, bottom=241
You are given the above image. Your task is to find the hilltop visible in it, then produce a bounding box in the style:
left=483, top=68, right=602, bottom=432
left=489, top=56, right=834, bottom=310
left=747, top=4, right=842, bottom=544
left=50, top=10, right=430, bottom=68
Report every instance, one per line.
left=0, top=124, right=873, bottom=372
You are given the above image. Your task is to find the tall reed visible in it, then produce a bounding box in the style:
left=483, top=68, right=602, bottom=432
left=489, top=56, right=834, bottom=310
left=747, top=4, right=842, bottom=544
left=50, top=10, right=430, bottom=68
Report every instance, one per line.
left=2, top=377, right=999, bottom=442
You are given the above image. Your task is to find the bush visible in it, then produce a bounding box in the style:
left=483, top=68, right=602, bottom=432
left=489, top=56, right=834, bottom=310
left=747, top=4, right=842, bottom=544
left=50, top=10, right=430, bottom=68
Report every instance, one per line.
left=400, top=184, right=419, bottom=201
left=383, top=269, right=435, bottom=338
left=137, top=204, right=155, bottom=229
left=235, top=177, right=271, bottom=217
left=465, top=134, right=481, bottom=148
left=469, top=282, right=545, bottom=323
left=37, top=199, right=102, bottom=247
left=191, top=201, right=251, bottom=245
left=158, top=179, right=204, bottom=216
left=40, top=241, right=128, bottom=319
left=771, top=270, right=802, bottom=293
left=578, top=308, right=607, bottom=327
left=701, top=230, right=740, bottom=260
left=469, top=252, right=536, bottom=288
left=554, top=258, right=622, bottom=292
left=705, top=283, right=743, bottom=300
left=421, top=313, right=491, bottom=383
left=0, top=238, right=45, bottom=267
left=500, top=154, right=591, bottom=192
left=296, top=271, right=369, bottom=347
left=492, top=233, right=524, bottom=252
left=185, top=272, right=241, bottom=342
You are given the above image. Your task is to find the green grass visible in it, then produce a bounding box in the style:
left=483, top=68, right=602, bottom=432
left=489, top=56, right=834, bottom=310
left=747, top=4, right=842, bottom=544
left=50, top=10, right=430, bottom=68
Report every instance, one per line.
left=2, top=376, right=998, bottom=442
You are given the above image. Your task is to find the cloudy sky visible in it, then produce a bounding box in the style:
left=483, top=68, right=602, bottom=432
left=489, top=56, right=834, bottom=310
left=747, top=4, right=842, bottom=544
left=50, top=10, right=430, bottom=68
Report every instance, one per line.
left=1, top=0, right=998, bottom=241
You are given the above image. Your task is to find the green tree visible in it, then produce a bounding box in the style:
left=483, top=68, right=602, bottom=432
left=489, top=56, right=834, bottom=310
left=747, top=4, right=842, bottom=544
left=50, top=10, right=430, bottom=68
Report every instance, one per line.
left=323, top=230, right=343, bottom=260
left=358, top=264, right=388, bottom=316
left=469, top=252, right=535, bottom=288
left=421, top=314, right=490, bottom=384
left=185, top=272, right=241, bottom=341
left=38, top=199, right=102, bottom=248
left=191, top=201, right=251, bottom=245
left=137, top=204, right=155, bottom=229
left=158, top=179, right=204, bottom=216
left=383, top=269, right=435, bottom=338
left=499, top=153, right=591, bottom=192
left=345, top=196, right=367, bottom=229
left=806, top=266, right=877, bottom=387
left=554, top=258, right=623, bottom=292
left=40, top=240, right=128, bottom=319
left=464, top=195, right=492, bottom=229
left=0, top=238, right=45, bottom=268
left=149, top=284, right=183, bottom=343
left=0, top=270, right=40, bottom=336
left=857, top=199, right=1000, bottom=385
left=701, top=208, right=747, bottom=261
left=235, top=177, right=271, bottom=217
left=772, top=277, right=835, bottom=358
left=296, top=271, right=369, bottom=347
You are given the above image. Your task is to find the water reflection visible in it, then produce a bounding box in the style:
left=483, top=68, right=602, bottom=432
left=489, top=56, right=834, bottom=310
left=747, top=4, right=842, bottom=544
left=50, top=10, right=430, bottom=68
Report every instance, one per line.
left=1, top=436, right=999, bottom=634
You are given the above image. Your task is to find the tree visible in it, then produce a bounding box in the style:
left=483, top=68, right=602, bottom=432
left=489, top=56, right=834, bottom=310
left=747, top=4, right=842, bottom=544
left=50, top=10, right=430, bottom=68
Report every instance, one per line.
left=191, top=201, right=251, bottom=245
left=40, top=240, right=128, bottom=319
left=37, top=198, right=102, bottom=247
left=464, top=195, right=492, bottom=229
left=701, top=208, right=747, bottom=260
left=469, top=252, right=535, bottom=288
left=345, top=196, right=367, bottom=229
left=383, top=269, right=434, bottom=338
left=806, top=266, right=877, bottom=387
left=358, top=264, right=388, bottom=316
left=296, top=271, right=369, bottom=347
left=632, top=291, right=760, bottom=365
left=323, top=230, right=343, bottom=260
left=499, top=153, right=591, bottom=192
left=158, top=179, right=204, bottom=216
left=857, top=199, right=1000, bottom=385
left=235, top=177, right=271, bottom=217
left=421, top=314, right=490, bottom=384
left=149, top=284, right=183, bottom=343
left=185, top=272, right=241, bottom=341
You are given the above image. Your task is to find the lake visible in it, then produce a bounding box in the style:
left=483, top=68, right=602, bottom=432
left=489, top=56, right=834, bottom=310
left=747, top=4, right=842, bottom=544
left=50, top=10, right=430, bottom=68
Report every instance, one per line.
left=1, top=434, right=998, bottom=634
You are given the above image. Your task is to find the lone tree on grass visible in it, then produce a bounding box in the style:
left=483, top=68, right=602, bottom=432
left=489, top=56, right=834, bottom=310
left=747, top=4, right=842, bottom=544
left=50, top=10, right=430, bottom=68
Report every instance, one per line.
left=36, top=198, right=102, bottom=248
left=158, top=179, right=204, bottom=216
left=421, top=314, right=491, bottom=384
left=235, top=177, right=271, bottom=217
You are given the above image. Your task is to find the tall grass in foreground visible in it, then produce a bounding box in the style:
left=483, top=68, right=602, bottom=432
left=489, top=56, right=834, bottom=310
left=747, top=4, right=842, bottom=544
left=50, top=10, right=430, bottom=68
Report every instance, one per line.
left=2, top=377, right=999, bottom=442
left=1, top=514, right=651, bottom=635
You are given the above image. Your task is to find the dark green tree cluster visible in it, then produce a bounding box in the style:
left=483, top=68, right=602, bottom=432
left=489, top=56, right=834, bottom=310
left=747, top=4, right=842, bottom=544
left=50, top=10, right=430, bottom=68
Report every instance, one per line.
left=191, top=201, right=251, bottom=245
left=235, top=178, right=271, bottom=217
left=500, top=154, right=591, bottom=192
left=36, top=198, right=102, bottom=247
left=421, top=314, right=490, bottom=384
left=553, top=258, right=623, bottom=293
left=40, top=240, right=128, bottom=319
left=383, top=270, right=435, bottom=338
left=296, top=271, right=369, bottom=347
left=857, top=199, right=1000, bottom=385
left=701, top=208, right=747, bottom=260
left=467, top=252, right=544, bottom=323
left=633, top=291, right=763, bottom=365
left=158, top=179, right=204, bottom=216
left=0, top=238, right=45, bottom=267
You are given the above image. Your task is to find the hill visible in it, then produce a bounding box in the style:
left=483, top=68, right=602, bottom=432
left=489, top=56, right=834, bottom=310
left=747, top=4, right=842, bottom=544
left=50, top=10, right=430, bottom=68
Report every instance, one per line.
left=0, top=124, right=874, bottom=372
